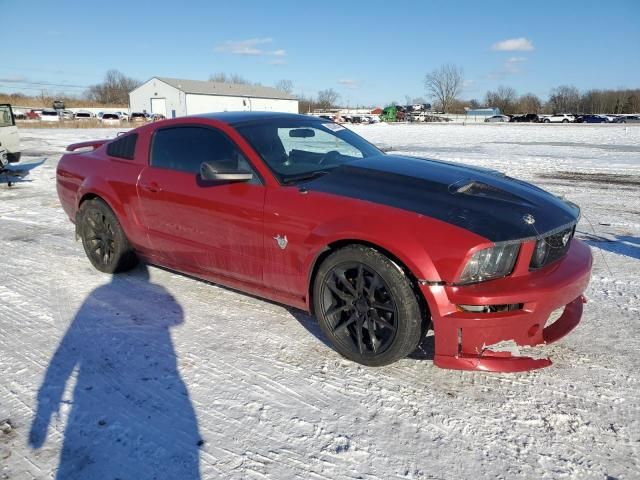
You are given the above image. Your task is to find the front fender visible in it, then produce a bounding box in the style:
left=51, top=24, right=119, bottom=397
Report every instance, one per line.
left=303, top=213, right=442, bottom=284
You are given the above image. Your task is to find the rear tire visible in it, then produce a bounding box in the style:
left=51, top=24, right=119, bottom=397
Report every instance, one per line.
left=313, top=245, right=424, bottom=366
left=78, top=198, right=138, bottom=273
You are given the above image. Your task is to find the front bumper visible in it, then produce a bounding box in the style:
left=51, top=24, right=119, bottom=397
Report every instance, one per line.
left=423, top=239, right=592, bottom=372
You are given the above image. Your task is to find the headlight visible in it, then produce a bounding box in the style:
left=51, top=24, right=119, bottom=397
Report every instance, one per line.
left=530, top=239, right=550, bottom=269
left=457, top=243, right=520, bottom=285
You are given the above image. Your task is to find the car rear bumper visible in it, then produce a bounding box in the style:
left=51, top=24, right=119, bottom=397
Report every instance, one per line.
left=423, top=239, right=592, bottom=372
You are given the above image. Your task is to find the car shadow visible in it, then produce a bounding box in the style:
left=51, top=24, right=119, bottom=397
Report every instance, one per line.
left=152, top=265, right=435, bottom=363
left=287, top=308, right=435, bottom=361
left=579, top=233, right=640, bottom=261
left=29, top=264, right=201, bottom=479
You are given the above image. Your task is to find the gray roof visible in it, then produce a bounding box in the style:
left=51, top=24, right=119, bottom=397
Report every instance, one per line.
left=155, top=77, right=297, bottom=100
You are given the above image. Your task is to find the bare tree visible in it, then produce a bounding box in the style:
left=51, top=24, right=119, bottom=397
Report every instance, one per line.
left=296, top=93, right=316, bottom=114
left=424, top=64, right=464, bottom=113
left=485, top=86, right=518, bottom=115
left=547, top=85, right=581, bottom=113
left=275, top=79, right=294, bottom=94
left=316, top=89, right=340, bottom=110
left=85, top=70, right=141, bottom=104
left=208, top=72, right=252, bottom=84
left=517, top=93, right=542, bottom=114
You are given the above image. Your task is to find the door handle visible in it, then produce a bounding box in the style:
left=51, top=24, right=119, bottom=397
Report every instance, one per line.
left=140, top=181, right=162, bottom=193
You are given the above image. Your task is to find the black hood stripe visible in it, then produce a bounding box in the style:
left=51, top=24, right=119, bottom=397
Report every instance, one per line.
left=304, top=155, right=580, bottom=243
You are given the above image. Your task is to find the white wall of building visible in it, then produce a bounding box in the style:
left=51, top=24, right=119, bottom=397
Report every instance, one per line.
left=129, top=79, right=186, bottom=117
left=130, top=78, right=299, bottom=117
left=185, top=94, right=298, bottom=115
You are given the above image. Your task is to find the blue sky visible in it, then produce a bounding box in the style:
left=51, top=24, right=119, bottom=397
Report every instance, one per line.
left=2, top=0, right=639, bottom=106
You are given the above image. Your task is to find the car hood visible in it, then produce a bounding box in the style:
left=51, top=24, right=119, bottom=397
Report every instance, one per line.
left=304, top=155, right=580, bottom=242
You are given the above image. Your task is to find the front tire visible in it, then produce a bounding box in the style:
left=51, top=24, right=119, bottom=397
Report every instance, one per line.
left=313, top=245, right=424, bottom=366
left=78, top=198, right=138, bottom=273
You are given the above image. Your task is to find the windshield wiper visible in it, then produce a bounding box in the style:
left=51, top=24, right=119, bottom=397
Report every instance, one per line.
left=282, top=170, right=331, bottom=185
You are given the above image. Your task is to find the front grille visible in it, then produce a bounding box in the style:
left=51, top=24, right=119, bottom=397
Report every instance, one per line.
left=530, top=226, right=575, bottom=269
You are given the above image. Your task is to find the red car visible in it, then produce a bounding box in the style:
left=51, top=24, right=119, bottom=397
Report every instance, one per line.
left=56, top=112, right=592, bottom=372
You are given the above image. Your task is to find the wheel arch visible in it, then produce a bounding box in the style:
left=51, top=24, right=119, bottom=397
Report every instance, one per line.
left=75, top=175, right=137, bottom=234
left=307, top=239, right=431, bottom=333
left=75, top=185, right=137, bottom=245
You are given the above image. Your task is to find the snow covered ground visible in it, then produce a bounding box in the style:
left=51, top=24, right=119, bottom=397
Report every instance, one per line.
left=1, top=124, right=639, bottom=479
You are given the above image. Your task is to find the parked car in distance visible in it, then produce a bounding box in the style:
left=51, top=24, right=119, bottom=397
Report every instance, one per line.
left=101, top=113, right=121, bottom=125
left=40, top=109, right=60, bottom=122
left=12, top=109, right=27, bottom=120
left=116, top=112, right=130, bottom=122
left=26, top=110, right=42, bottom=120
left=576, top=114, right=608, bottom=123
left=57, top=112, right=592, bottom=372
left=59, top=110, right=75, bottom=120
left=510, top=113, right=539, bottom=123
left=543, top=113, right=575, bottom=123
left=130, top=112, right=148, bottom=122
left=75, top=111, right=94, bottom=120
left=614, top=115, right=640, bottom=124
left=484, top=115, right=510, bottom=122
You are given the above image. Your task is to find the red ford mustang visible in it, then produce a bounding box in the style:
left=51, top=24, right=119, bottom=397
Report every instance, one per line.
left=56, top=112, right=592, bottom=371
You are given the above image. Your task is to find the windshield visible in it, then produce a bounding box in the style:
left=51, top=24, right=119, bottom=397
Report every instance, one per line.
left=0, top=105, right=14, bottom=127
left=236, top=119, right=382, bottom=184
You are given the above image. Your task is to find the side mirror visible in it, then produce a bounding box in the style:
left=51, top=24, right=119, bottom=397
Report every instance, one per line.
left=200, top=161, right=253, bottom=182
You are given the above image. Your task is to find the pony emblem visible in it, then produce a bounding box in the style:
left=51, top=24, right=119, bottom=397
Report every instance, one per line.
left=273, top=234, right=288, bottom=250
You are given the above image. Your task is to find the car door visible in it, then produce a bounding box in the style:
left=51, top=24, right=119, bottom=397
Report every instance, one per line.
left=136, top=124, right=265, bottom=286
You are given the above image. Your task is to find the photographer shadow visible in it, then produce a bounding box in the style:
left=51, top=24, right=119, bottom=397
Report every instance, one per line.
left=29, top=265, right=201, bottom=479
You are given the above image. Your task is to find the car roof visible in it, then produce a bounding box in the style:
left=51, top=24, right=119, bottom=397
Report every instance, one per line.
left=195, top=111, right=316, bottom=126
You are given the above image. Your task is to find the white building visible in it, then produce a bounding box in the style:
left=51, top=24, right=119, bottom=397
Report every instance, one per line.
left=129, top=77, right=299, bottom=118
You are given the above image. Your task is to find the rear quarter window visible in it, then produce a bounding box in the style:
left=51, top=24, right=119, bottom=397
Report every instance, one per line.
left=106, top=134, right=138, bottom=160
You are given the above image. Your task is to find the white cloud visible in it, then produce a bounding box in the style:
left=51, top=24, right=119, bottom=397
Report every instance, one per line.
left=338, top=79, right=359, bottom=88
left=488, top=56, right=528, bottom=80
left=215, top=38, right=286, bottom=57
left=491, top=37, right=534, bottom=51
left=0, top=75, right=28, bottom=83
left=504, top=56, right=527, bottom=74
left=268, top=58, right=287, bottom=66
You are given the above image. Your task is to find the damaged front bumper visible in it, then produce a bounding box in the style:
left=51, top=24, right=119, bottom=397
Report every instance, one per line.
left=423, top=239, right=593, bottom=372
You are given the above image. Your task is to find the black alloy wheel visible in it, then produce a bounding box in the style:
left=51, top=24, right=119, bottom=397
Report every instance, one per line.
left=79, top=198, right=138, bottom=273
left=314, top=245, right=424, bottom=366
left=321, top=262, right=399, bottom=356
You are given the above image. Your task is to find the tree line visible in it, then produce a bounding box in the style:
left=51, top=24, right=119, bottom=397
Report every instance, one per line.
left=423, top=64, right=639, bottom=115
left=4, top=67, right=637, bottom=115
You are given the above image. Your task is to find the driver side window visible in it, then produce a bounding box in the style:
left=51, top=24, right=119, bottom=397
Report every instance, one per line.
left=150, top=126, right=260, bottom=183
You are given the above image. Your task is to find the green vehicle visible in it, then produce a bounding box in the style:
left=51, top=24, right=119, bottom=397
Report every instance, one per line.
left=380, top=106, right=397, bottom=122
